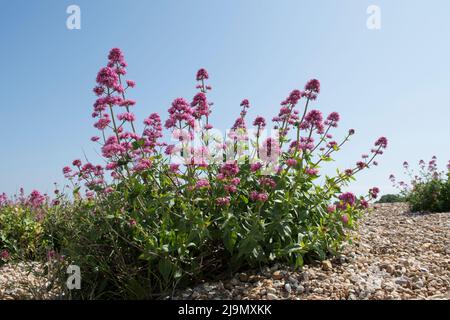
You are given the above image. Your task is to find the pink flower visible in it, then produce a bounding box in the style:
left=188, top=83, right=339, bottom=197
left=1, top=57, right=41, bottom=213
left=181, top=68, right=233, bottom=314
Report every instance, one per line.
left=327, top=205, right=336, bottom=213
left=1, top=249, right=10, bottom=260
left=102, top=136, right=126, bottom=158
left=338, top=192, right=356, bottom=209
left=126, top=80, right=136, bottom=88
left=117, top=112, right=136, bottom=122
left=250, top=191, right=259, bottom=201
left=325, top=112, right=340, bottom=126
left=133, top=158, right=152, bottom=172
left=369, top=187, right=380, bottom=199
left=108, top=48, right=125, bottom=64
left=63, top=166, right=72, bottom=175
left=119, top=99, right=136, bottom=107
left=304, top=110, right=324, bottom=133
left=240, top=99, right=250, bottom=108
left=356, top=161, right=366, bottom=170
left=341, top=214, right=349, bottom=225
left=143, top=113, right=163, bottom=149
left=195, top=179, right=210, bottom=189
left=93, top=86, right=104, bottom=96
left=94, top=116, right=111, bottom=130
left=360, top=199, right=369, bottom=209
left=230, top=177, right=241, bottom=185
left=72, top=159, right=82, bottom=167
left=305, top=167, right=319, bottom=176
left=104, top=187, right=114, bottom=194
left=105, top=162, right=118, bottom=170
left=259, top=177, right=276, bottom=189
left=250, top=191, right=269, bottom=202
left=191, top=92, right=210, bottom=119
left=305, top=79, right=320, bottom=93
left=375, top=136, right=388, bottom=149
left=96, top=67, right=119, bottom=88
left=258, top=192, right=269, bottom=202
left=196, top=68, right=209, bottom=81
left=114, top=84, right=124, bottom=93
left=166, top=98, right=194, bottom=129
left=253, top=116, right=266, bottom=128
left=47, top=250, right=58, bottom=260
left=290, top=137, right=315, bottom=152
left=169, top=164, right=180, bottom=173
left=304, top=79, right=320, bottom=100
left=165, top=145, right=177, bottom=155
left=250, top=162, right=263, bottom=172
left=281, top=89, right=302, bottom=106
left=0, top=193, right=8, bottom=206
left=286, top=159, right=297, bottom=167
left=232, top=117, right=247, bottom=130
left=224, top=184, right=237, bottom=193
left=29, top=190, right=45, bottom=208
left=216, top=197, right=230, bottom=206
left=220, top=161, right=239, bottom=177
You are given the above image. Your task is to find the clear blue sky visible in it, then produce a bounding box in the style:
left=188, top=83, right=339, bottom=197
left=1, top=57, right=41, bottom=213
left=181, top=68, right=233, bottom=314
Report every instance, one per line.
left=1, top=0, right=449, bottom=196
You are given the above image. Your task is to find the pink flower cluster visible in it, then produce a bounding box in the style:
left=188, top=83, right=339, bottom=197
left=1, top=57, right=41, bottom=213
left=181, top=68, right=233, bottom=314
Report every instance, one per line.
left=54, top=47, right=391, bottom=216
left=220, top=161, right=240, bottom=178
left=0, top=249, right=10, bottom=260
left=369, top=187, right=380, bottom=199
left=250, top=191, right=269, bottom=203
left=165, top=98, right=195, bottom=129
left=0, top=193, right=7, bottom=206
left=337, top=192, right=356, bottom=209
left=29, top=190, right=46, bottom=208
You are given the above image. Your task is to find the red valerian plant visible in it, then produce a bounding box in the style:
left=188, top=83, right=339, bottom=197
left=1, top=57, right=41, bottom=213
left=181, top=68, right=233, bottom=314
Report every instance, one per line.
left=390, top=156, right=450, bottom=212
left=1, top=48, right=388, bottom=298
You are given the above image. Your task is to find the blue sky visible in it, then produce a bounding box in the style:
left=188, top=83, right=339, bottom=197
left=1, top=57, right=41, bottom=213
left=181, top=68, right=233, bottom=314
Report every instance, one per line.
left=1, top=0, right=449, bottom=196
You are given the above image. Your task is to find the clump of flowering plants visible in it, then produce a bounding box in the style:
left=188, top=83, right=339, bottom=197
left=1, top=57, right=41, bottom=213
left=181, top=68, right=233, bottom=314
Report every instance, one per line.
left=390, top=157, right=450, bottom=213
left=0, top=188, right=58, bottom=264
left=2, top=48, right=387, bottom=298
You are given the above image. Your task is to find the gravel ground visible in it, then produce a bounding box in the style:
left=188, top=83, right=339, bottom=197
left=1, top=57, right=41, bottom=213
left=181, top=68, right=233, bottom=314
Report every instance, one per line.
left=1, top=203, right=449, bottom=300
left=0, top=262, right=62, bottom=300
left=173, top=203, right=449, bottom=300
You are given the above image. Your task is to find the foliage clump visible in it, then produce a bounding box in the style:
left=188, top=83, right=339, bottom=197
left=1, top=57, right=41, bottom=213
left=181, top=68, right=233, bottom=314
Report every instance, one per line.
left=390, top=158, right=450, bottom=213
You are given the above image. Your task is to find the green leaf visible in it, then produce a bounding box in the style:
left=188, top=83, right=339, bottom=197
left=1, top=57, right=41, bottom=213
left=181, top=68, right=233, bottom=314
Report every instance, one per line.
left=295, top=254, right=304, bottom=268
left=158, top=259, right=174, bottom=284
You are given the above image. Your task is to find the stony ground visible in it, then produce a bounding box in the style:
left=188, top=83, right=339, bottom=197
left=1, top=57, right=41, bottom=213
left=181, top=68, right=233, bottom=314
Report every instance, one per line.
left=1, top=203, right=449, bottom=300
left=0, top=262, right=62, bottom=300
left=173, top=203, right=449, bottom=300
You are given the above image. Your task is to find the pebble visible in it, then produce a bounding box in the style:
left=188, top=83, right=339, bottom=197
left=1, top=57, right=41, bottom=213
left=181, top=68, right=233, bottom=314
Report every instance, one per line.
left=322, top=260, right=333, bottom=271
left=285, top=283, right=292, bottom=294
left=272, top=270, right=283, bottom=280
